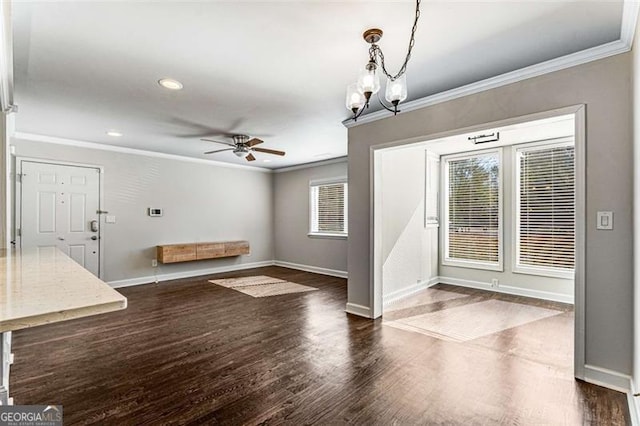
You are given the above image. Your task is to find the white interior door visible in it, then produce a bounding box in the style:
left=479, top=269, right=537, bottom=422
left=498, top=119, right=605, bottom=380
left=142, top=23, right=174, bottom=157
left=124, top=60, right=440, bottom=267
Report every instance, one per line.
left=20, top=161, right=101, bottom=276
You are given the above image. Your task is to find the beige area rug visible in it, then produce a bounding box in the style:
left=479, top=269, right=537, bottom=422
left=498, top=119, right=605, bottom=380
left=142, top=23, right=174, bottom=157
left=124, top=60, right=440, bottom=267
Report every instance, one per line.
left=384, top=288, right=470, bottom=313
left=209, top=275, right=318, bottom=298
left=384, top=299, right=562, bottom=342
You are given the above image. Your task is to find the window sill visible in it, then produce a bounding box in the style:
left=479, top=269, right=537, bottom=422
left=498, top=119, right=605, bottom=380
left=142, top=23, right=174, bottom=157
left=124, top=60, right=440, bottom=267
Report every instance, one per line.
left=307, top=233, right=348, bottom=240
left=442, top=258, right=503, bottom=272
left=513, top=265, right=574, bottom=280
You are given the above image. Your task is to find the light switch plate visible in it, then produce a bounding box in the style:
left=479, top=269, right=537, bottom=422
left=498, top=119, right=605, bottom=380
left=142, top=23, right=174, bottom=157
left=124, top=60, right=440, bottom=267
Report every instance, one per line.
left=105, top=215, right=116, bottom=224
left=596, top=211, right=613, bottom=230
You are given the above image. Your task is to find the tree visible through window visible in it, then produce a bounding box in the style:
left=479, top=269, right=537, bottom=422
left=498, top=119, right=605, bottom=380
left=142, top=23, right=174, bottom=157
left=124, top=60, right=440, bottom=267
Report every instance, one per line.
left=444, top=151, right=501, bottom=266
left=310, top=180, right=348, bottom=236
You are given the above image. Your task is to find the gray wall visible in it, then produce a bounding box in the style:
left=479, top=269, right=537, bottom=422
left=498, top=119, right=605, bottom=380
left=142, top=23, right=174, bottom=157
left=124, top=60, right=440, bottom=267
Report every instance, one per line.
left=348, top=53, right=633, bottom=375
left=13, top=138, right=274, bottom=283
left=273, top=160, right=348, bottom=273
left=633, top=22, right=640, bottom=390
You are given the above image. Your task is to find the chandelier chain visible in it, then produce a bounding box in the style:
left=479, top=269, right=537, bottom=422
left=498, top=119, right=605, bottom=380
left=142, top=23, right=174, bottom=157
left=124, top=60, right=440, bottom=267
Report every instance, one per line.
left=370, top=0, right=421, bottom=81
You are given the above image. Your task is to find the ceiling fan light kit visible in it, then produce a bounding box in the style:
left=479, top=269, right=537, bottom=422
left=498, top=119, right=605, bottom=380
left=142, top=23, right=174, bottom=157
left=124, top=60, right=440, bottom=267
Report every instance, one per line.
left=233, top=146, right=250, bottom=157
left=346, top=0, right=420, bottom=122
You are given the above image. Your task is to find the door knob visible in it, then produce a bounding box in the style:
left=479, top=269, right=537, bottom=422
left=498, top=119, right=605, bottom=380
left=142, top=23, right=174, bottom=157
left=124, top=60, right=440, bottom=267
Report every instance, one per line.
left=58, top=237, right=65, bottom=241
left=91, top=236, right=98, bottom=240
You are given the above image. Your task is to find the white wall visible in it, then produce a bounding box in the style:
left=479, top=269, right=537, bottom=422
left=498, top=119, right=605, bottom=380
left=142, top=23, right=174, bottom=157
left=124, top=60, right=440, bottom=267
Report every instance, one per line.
left=439, top=143, right=574, bottom=302
left=12, top=138, right=274, bottom=284
left=273, top=160, right=348, bottom=274
left=632, top=18, right=640, bottom=395
left=348, top=53, right=633, bottom=375
left=379, top=146, right=438, bottom=305
left=0, top=114, right=8, bottom=249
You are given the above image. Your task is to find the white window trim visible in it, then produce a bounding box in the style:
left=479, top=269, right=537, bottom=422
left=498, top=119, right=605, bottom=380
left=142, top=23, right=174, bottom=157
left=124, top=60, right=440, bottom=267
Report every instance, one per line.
left=308, top=176, right=348, bottom=238
left=440, top=148, right=504, bottom=272
left=512, top=137, right=575, bottom=280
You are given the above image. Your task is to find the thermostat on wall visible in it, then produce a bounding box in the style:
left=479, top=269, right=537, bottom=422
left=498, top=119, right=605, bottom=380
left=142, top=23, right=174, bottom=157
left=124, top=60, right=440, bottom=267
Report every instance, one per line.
left=148, top=208, right=163, bottom=217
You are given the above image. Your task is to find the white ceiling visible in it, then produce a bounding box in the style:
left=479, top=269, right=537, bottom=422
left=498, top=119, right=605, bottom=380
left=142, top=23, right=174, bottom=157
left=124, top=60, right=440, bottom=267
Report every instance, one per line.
left=11, top=1, right=623, bottom=169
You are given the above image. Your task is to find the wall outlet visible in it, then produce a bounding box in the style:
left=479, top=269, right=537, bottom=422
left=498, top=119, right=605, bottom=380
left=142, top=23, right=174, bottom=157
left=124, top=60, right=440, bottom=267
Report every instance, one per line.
left=491, top=278, right=499, bottom=288
left=151, top=259, right=158, bottom=267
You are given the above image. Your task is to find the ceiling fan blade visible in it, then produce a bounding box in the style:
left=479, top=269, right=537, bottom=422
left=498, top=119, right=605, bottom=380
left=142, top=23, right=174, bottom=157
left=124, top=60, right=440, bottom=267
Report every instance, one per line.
left=204, top=148, right=234, bottom=154
left=253, top=147, right=285, bottom=156
left=201, top=138, right=235, bottom=147
left=246, top=138, right=264, bottom=147
left=169, top=117, right=233, bottom=139
left=245, top=153, right=256, bottom=162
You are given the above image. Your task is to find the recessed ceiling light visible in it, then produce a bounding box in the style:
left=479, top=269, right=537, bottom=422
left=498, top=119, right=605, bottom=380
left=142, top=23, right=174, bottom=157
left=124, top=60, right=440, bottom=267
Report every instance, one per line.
left=263, top=159, right=272, bottom=163
left=158, top=78, right=183, bottom=90
left=106, top=130, right=123, bottom=137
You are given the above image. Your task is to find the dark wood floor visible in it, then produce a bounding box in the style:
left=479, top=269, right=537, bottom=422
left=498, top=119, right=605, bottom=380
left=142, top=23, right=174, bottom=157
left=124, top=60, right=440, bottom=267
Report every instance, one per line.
left=10, top=267, right=629, bottom=425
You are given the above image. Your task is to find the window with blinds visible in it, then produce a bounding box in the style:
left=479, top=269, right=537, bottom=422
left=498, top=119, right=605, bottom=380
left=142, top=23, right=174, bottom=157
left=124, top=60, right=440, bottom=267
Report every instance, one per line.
left=516, top=142, right=575, bottom=276
left=443, top=151, right=501, bottom=269
left=310, top=180, right=348, bottom=236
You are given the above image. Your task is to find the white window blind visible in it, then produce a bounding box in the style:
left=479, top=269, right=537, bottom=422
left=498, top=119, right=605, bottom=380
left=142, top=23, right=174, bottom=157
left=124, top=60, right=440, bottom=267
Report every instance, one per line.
left=444, top=151, right=501, bottom=267
left=516, top=143, right=575, bottom=273
left=310, top=180, right=347, bottom=236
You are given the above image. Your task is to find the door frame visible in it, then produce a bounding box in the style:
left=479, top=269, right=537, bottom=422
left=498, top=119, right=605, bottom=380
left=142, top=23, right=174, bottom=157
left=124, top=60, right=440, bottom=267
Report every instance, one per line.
left=15, top=157, right=105, bottom=279
left=370, top=104, right=586, bottom=380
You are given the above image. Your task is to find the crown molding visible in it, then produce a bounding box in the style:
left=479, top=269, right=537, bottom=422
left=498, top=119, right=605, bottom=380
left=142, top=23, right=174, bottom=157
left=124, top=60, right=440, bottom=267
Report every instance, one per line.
left=343, top=1, right=640, bottom=129
left=273, top=156, right=348, bottom=173
left=12, top=132, right=273, bottom=173
left=343, top=40, right=628, bottom=128
left=621, top=0, right=640, bottom=49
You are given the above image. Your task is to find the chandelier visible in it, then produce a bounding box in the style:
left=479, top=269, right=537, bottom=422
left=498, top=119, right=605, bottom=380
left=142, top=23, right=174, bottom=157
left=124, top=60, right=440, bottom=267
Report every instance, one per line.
left=345, top=0, right=421, bottom=121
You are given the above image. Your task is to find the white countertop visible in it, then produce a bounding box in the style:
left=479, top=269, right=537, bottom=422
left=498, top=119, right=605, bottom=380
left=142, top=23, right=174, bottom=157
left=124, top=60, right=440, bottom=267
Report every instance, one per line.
left=0, top=247, right=127, bottom=333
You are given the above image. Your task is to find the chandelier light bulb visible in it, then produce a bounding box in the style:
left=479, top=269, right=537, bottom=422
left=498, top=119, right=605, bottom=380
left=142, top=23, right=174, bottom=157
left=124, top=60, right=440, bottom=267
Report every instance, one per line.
left=385, top=74, right=408, bottom=104
left=357, top=64, right=380, bottom=98
left=346, top=83, right=365, bottom=111
left=362, top=75, right=374, bottom=88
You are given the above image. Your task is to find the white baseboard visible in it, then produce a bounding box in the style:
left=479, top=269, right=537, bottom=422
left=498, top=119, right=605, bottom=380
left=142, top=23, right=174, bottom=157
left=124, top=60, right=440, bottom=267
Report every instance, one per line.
left=108, top=260, right=276, bottom=288
left=383, top=276, right=439, bottom=307
left=437, top=276, right=574, bottom=305
left=108, top=259, right=347, bottom=289
left=345, top=302, right=372, bottom=318
left=273, top=260, right=348, bottom=279
left=583, top=364, right=632, bottom=393
left=629, top=380, right=640, bottom=426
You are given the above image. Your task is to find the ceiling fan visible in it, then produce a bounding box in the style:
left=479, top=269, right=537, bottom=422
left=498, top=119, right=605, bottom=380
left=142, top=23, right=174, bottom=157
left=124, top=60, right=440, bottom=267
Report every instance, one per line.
left=202, top=135, right=285, bottom=162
